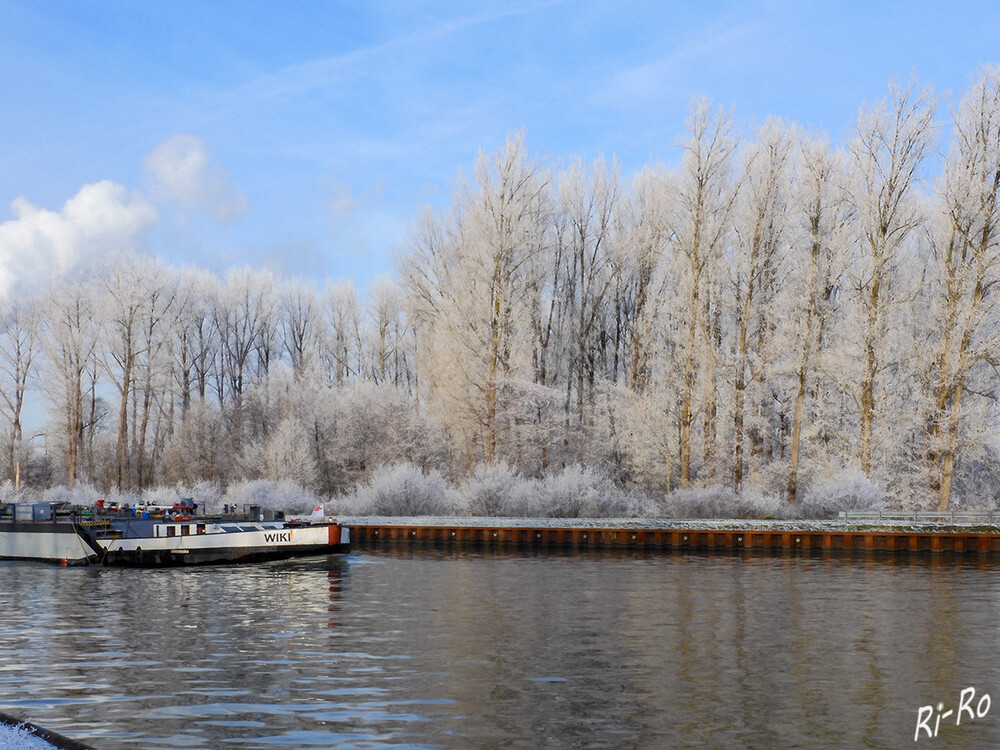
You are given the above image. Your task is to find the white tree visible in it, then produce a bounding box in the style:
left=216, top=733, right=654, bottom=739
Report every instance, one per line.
left=41, top=279, right=100, bottom=484
left=785, top=135, right=849, bottom=502
left=557, top=156, right=622, bottom=424
left=133, top=262, right=184, bottom=488
left=668, top=99, right=738, bottom=487
left=263, top=414, right=320, bottom=491
left=322, top=279, right=363, bottom=385
left=97, top=253, right=182, bottom=489
left=726, top=119, right=795, bottom=491
left=399, top=132, right=550, bottom=467
left=620, top=166, right=671, bottom=395
left=927, top=66, right=1000, bottom=508
left=213, top=267, right=277, bottom=442
left=844, top=80, right=936, bottom=477
left=161, top=398, right=227, bottom=485
left=173, top=268, right=221, bottom=411
left=364, top=277, right=412, bottom=389
left=0, top=295, right=39, bottom=487
left=278, top=279, right=322, bottom=380
left=97, top=253, right=146, bottom=490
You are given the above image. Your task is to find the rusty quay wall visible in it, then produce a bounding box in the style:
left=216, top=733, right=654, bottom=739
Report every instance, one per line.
left=349, top=524, right=1000, bottom=556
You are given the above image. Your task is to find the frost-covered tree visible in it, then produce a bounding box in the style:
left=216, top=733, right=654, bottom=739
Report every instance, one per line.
left=173, top=268, right=220, bottom=411
left=132, top=263, right=184, bottom=488
left=365, top=277, right=413, bottom=390
left=614, top=169, right=678, bottom=491
left=0, top=295, right=39, bottom=487
left=668, top=100, right=738, bottom=486
left=41, top=279, right=100, bottom=484
left=97, top=253, right=181, bottom=490
left=322, top=280, right=363, bottom=385
left=263, top=414, right=320, bottom=490
left=620, top=166, right=671, bottom=395
left=785, top=136, right=849, bottom=502
left=844, top=80, right=936, bottom=477
left=399, top=132, right=550, bottom=467
left=213, top=267, right=277, bottom=441
left=927, top=66, right=1000, bottom=508
left=557, top=156, right=622, bottom=424
left=6, top=72, right=1000, bottom=514
left=97, top=254, right=146, bottom=490
left=726, top=119, right=794, bottom=491
left=278, top=279, right=322, bottom=381
left=161, top=398, right=227, bottom=485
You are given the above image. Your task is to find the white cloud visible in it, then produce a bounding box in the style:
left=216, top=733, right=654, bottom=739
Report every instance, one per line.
left=0, top=180, right=157, bottom=296
left=143, top=133, right=249, bottom=223
left=324, top=176, right=387, bottom=225
left=328, top=181, right=359, bottom=223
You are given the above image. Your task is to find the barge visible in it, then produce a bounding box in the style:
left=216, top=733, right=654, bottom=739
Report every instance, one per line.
left=0, top=502, right=350, bottom=566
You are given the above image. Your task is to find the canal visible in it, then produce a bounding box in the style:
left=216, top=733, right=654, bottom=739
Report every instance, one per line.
left=1, top=550, right=998, bottom=748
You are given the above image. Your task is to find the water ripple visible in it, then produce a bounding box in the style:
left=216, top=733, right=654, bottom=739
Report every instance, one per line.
left=1, top=553, right=999, bottom=748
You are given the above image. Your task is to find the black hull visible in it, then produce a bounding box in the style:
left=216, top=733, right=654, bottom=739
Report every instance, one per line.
left=101, top=542, right=351, bottom=567
left=0, top=710, right=96, bottom=750
left=0, top=554, right=97, bottom=566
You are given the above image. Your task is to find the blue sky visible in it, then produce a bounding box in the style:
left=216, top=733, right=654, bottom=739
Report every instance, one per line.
left=1, top=0, right=999, bottom=294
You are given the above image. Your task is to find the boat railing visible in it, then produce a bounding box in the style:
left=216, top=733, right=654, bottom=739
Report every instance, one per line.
left=10, top=503, right=300, bottom=526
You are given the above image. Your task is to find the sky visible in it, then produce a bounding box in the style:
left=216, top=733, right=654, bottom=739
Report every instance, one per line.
left=1, top=0, right=999, bottom=296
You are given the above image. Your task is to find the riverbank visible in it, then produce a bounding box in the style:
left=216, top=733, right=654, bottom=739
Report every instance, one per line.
left=342, top=516, right=1000, bottom=555
left=339, top=514, right=1000, bottom=532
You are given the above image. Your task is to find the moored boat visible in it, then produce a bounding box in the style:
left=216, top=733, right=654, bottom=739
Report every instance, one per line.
left=95, top=516, right=350, bottom=566
left=0, top=502, right=350, bottom=567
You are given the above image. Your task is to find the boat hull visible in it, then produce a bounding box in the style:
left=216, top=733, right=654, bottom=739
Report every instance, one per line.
left=99, top=522, right=350, bottom=567
left=101, top=542, right=347, bottom=566
left=0, top=522, right=98, bottom=565
left=0, top=519, right=350, bottom=567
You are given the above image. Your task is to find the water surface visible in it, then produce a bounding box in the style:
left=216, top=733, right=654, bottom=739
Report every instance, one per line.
left=1, top=550, right=998, bottom=748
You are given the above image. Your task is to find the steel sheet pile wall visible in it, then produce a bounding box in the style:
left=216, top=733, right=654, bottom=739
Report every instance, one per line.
left=350, top=525, right=1000, bottom=556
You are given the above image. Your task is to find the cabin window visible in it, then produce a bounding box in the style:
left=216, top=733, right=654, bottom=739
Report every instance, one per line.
left=197, top=524, right=206, bottom=535
left=167, top=526, right=176, bottom=538
left=181, top=525, right=190, bottom=536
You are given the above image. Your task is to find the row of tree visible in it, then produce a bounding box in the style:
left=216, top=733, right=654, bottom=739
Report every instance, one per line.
left=398, top=70, right=1000, bottom=510
left=0, top=260, right=429, bottom=496
left=3, top=69, right=1000, bottom=509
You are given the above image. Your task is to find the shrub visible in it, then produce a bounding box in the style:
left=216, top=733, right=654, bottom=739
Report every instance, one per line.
left=531, top=465, right=655, bottom=518
left=224, top=479, right=323, bottom=514
left=660, top=486, right=786, bottom=519
left=42, top=483, right=104, bottom=507
left=461, top=463, right=529, bottom=516
left=799, top=471, right=883, bottom=518
left=347, top=462, right=458, bottom=516
left=536, top=465, right=600, bottom=517
left=0, top=480, right=31, bottom=504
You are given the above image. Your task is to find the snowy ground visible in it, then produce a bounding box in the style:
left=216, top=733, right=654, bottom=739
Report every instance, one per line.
left=339, top=516, right=1000, bottom=532
left=0, top=724, right=60, bottom=750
